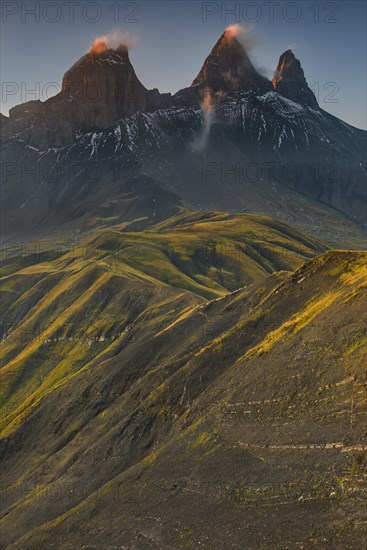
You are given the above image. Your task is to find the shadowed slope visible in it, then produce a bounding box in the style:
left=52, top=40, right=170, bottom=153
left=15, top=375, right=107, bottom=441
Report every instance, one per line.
left=0, top=244, right=366, bottom=548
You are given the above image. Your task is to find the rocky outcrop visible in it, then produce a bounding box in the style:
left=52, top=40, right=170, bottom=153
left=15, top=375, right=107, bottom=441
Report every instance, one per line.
left=61, top=45, right=171, bottom=129
left=1, top=39, right=322, bottom=151
left=272, top=50, right=318, bottom=108
left=3, top=45, right=173, bottom=149
left=192, top=29, right=272, bottom=97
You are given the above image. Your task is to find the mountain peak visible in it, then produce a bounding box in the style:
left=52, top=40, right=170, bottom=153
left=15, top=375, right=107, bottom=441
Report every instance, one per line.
left=62, top=46, right=132, bottom=92
left=192, top=29, right=272, bottom=95
left=60, top=45, right=151, bottom=128
left=90, top=38, right=129, bottom=55
left=280, top=49, right=296, bottom=61
left=89, top=42, right=130, bottom=61
left=216, top=26, right=247, bottom=48
left=60, top=45, right=172, bottom=127
left=272, top=50, right=318, bottom=108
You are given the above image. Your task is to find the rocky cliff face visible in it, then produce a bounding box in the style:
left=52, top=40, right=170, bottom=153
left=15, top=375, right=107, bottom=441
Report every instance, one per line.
left=2, top=31, right=275, bottom=147
left=175, top=29, right=272, bottom=108
left=3, top=44, right=173, bottom=149
left=272, top=49, right=318, bottom=108
left=2, top=39, right=320, bottom=150
left=1, top=33, right=365, bottom=241
left=192, top=29, right=272, bottom=95
left=61, top=45, right=172, bottom=129
left=0, top=113, right=9, bottom=128
left=61, top=45, right=150, bottom=127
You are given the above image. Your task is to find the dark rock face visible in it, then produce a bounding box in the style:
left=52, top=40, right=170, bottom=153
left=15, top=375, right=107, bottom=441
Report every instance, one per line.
left=3, top=46, right=173, bottom=149
left=61, top=46, right=149, bottom=126
left=1, top=42, right=315, bottom=151
left=61, top=46, right=171, bottom=129
left=0, top=113, right=9, bottom=128
left=192, top=31, right=272, bottom=96
left=1, top=92, right=365, bottom=242
left=0, top=35, right=366, bottom=241
left=272, top=50, right=319, bottom=108
left=7, top=99, right=75, bottom=148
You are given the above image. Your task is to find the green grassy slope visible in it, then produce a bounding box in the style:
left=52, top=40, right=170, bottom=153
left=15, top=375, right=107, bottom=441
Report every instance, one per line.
left=0, top=214, right=365, bottom=549
left=0, top=212, right=326, bottom=432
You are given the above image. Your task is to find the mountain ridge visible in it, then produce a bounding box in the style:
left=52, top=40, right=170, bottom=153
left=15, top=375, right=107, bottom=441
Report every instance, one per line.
left=191, top=30, right=273, bottom=96
left=1, top=34, right=321, bottom=146
left=1, top=246, right=366, bottom=548
left=1, top=31, right=366, bottom=245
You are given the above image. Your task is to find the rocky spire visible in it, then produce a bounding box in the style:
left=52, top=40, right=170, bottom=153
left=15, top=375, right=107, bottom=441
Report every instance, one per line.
left=192, top=29, right=272, bottom=95
left=272, top=50, right=318, bottom=108
left=61, top=45, right=150, bottom=126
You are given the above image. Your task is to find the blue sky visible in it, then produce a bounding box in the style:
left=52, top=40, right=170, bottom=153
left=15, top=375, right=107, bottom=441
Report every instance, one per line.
left=1, top=0, right=366, bottom=129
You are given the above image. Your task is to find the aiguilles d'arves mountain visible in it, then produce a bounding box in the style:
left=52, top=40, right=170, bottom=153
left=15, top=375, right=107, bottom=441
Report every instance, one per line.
left=0, top=12, right=366, bottom=550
